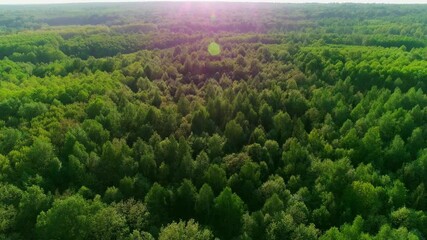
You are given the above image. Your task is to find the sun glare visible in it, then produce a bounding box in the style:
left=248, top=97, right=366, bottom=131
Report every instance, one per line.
left=208, top=42, right=221, bottom=56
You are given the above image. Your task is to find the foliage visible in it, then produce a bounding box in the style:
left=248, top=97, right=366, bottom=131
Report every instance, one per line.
left=1, top=2, right=427, bottom=240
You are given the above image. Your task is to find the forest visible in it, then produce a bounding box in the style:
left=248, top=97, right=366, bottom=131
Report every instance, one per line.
left=0, top=2, right=427, bottom=239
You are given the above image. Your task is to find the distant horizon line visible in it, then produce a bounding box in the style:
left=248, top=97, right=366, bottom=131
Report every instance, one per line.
left=1, top=0, right=427, bottom=6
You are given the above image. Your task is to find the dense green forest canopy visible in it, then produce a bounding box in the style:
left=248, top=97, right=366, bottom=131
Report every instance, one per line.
left=1, top=2, right=427, bottom=239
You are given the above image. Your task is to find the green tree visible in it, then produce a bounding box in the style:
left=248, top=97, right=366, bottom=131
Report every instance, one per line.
left=207, top=134, right=225, bottom=162
left=271, top=111, right=292, bottom=144
left=384, top=135, right=409, bottom=171
left=204, top=164, right=227, bottom=194
left=91, top=206, right=129, bottom=240
left=158, top=219, right=214, bottom=240
left=96, top=139, right=135, bottom=187
left=144, top=183, right=171, bottom=225
left=359, top=127, right=383, bottom=167
left=16, top=185, right=52, bottom=239
left=195, top=183, right=214, bottom=224
left=113, top=199, right=149, bottom=232
left=262, top=193, right=284, bottom=215
left=213, top=187, right=245, bottom=239
left=224, top=119, right=245, bottom=152
left=344, top=181, right=382, bottom=217
left=174, top=179, right=197, bottom=220
left=23, top=137, right=61, bottom=186
left=36, top=195, right=102, bottom=240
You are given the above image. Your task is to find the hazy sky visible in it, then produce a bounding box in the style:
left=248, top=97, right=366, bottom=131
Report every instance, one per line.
left=1, top=0, right=426, bottom=4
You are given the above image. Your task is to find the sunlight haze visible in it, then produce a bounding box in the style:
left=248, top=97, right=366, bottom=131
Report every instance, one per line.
left=1, top=0, right=427, bottom=4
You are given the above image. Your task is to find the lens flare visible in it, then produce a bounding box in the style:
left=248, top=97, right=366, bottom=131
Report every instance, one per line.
left=208, top=42, right=221, bottom=56
left=210, top=12, right=216, bottom=23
